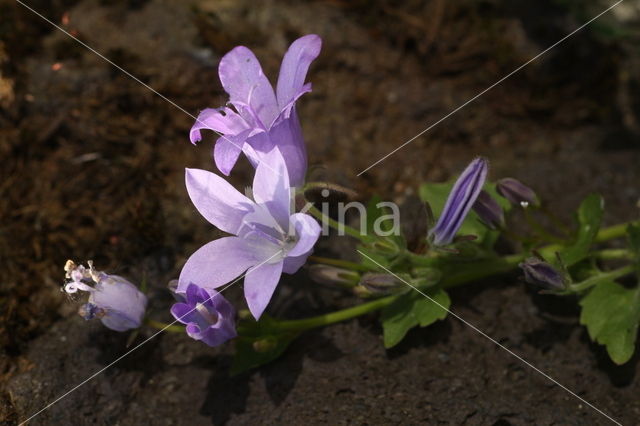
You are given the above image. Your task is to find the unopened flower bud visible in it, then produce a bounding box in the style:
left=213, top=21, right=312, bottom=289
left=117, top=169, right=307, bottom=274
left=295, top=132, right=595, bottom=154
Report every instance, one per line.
left=496, top=178, right=538, bottom=207
left=519, top=257, right=565, bottom=290
left=308, top=265, right=359, bottom=287
left=473, top=190, right=504, bottom=229
left=430, top=158, right=488, bottom=246
left=359, top=273, right=404, bottom=294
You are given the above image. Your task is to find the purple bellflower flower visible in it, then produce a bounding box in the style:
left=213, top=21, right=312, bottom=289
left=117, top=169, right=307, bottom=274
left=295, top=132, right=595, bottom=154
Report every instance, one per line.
left=178, top=149, right=321, bottom=320
left=64, top=260, right=147, bottom=332
left=170, top=284, right=237, bottom=347
left=190, top=34, right=322, bottom=187
left=429, top=157, right=488, bottom=246
left=473, top=190, right=504, bottom=229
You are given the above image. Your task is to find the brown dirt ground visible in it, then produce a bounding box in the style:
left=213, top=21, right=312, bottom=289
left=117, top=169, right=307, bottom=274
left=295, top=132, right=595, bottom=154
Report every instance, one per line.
left=2, top=0, right=640, bottom=424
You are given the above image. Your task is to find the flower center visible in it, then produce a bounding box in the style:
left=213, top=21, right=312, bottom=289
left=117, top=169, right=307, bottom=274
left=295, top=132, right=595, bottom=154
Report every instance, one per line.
left=195, top=302, right=218, bottom=325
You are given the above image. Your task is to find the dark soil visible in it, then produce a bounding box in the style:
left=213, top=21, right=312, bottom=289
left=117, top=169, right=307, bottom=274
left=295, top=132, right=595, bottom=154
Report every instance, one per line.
left=2, top=0, right=640, bottom=424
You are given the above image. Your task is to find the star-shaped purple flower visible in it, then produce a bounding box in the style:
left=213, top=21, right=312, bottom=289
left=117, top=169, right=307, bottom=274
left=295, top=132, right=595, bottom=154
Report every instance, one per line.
left=178, top=150, right=321, bottom=319
left=190, top=34, right=322, bottom=187
left=170, top=284, right=237, bottom=347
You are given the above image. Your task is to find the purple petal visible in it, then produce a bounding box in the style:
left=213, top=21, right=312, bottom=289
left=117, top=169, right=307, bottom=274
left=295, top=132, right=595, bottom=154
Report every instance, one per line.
left=213, top=132, right=249, bottom=176
left=185, top=168, right=254, bottom=234
left=190, top=107, right=249, bottom=144
left=90, top=276, right=147, bottom=332
left=276, top=35, right=322, bottom=113
left=251, top=148, right=291, bottom=229
left=282, top=252, right=310, bottom=274
left=170, top=302, right=195, bottom=325
left=178, top=236, right=261, bottom=293
left=269, top=112, right=307, bottom=187
left=430, top=158, right=488, bottom=245
left=287, top=213, right=320, bottom=257
left=244, top=261, right=284, bottom=320
left=218, top=46, right=279, bottom=128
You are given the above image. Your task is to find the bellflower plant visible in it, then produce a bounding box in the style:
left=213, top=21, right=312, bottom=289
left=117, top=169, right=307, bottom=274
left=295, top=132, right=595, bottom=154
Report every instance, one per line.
left=190, top=34, right=322, bottom=187
left=63, top=35, right=640, bottom=378
left=64, top=260, right=147, bottom=332
left=170, top=284, right=237, bottom=347
left=178, top=149, right=321, bottom=319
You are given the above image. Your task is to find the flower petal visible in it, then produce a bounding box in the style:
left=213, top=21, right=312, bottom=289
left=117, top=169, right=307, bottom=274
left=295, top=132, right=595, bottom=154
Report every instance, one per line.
left=268, top=112, right=307, bottom=187
left=177, top=237, right=261, bottom=293
left=213, top=131, right=250, bottom=176
left=251, top=148, right=291, bottom=230
left=218, top=46, right=279, bottom=128
left=276, top=34, right=322, bottom=112
left=244, top=260, right=284, bottom=320
left=185, top=168, right=254, bottom=234
left=287, top=213, right=320, bottom=257
left=282, top=252, right=309, bottom=274
left=190, top=107, right=249, bottom=144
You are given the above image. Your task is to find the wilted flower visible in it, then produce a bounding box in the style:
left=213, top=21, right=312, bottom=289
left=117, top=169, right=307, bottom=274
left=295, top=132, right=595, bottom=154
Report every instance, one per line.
left=190, top=35, right=322, bottom=187
left=178, top=150, right=321, bottom=319
left=308, top=264, right=359, bottom=287
left=64, top=260, right=147, bottom=332
left=359, top=273, right=404, bottom=294
left=429, top=158, right=488, bottom=246
left=519, top=257, right=565, bottom=290
left=496, top=178, right=538, bottom=207
left=473, top=190, right=504, bottom=229
left=170, top=284, right=237, bottom=347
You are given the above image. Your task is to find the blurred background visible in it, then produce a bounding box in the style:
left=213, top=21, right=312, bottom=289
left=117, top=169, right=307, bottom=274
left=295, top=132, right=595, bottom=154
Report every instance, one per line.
left=2, top=0, right=640, bottom=424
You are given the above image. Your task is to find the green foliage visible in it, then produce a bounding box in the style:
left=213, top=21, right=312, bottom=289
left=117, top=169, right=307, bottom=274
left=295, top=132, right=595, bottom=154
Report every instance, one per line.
left=419, top=182, right=509, bottom=247
left=627, top=223, right=640, bottom=274
left=357, top=196, right=407, bottom=270
left=579, top=280, right=640, bottom=365
left=232, top=315, right=299, bottom=375
left=381, top=288, right=450, bottom=348
left=560, top=194, right=604, bottom=267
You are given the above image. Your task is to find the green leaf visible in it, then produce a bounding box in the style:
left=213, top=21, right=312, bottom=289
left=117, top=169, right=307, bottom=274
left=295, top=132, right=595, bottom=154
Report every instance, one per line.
left=419, top=182, right=509, bottom=247
left=381, top=288, right=450, bottom=348
left=628, top=223, right=640, bottom=255
left=560, top=194, right=604, bottom=267
left=579, top=280, right=640, bottom=365
left=231, top=315, right=299, bottom=375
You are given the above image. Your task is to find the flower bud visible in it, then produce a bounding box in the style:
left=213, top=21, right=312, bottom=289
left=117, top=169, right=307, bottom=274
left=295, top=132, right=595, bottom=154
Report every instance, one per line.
left=308, top=265, right=359, bottom=287
left=496, top=178, right=538, bottom=207
left=64, top=260, right=147, bottom=332
left=170, top=284, right=237, bottom=347
left=359, top=273, right=404, bottom=294
left=473, top=190, right=504, bottom=229
left=429, top=158, right=488, bottom=246
left=519, top=257, right=565, bottom=290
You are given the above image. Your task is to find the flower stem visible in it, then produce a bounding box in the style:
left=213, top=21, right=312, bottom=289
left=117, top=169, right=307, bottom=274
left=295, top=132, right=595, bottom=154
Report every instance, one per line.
left=270, top=221, right=638, bottom=332
left=145, top=319, right=184, bottom=333
left=274, top=295, right=395, bottom=332
left=569, top=264, right=635, bottom=292
left=308, top=255, right=372, bottom=272
left=305, top=203, right=374, bottom=243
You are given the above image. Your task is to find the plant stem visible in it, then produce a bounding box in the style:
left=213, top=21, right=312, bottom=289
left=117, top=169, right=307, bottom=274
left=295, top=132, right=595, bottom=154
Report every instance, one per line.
left=145, top=319, right=184, bottom=333
left=305, top=204, right=373, bottom=243
left=270, top=221, right=638, bottom=332
left=595, top=249, right=633, bottom=261
left=569, top=264, right=635, bottom=292
left=274, top=295, right=395, bottom=332
left=308, top=255, right=372, bottom=272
